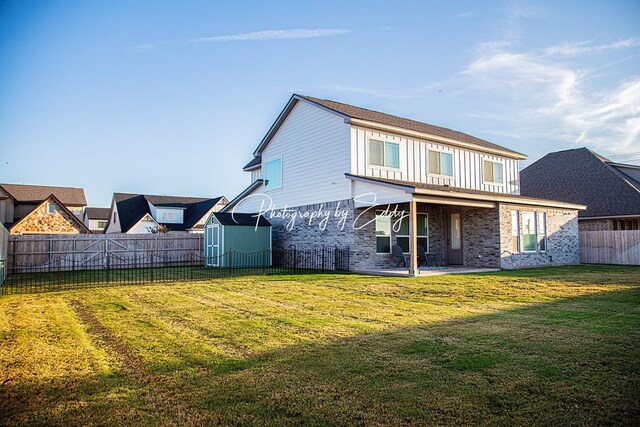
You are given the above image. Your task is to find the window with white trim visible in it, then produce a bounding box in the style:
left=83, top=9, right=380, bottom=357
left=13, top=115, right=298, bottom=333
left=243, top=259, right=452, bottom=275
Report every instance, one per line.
left=396, top=213, right=429, bottom=253
left=369, top=139, right=400, bottom=168
left=511, top=210, right=520, bottom=252
left=537, top=212, right=547, bottom=252
left=428, top=150, right=453, bottom=177
left=97, top=221, right=108, bottom=229
left=47, top=203, right=55, bottom=214
left=264, top=158, right=282, bottom=189
left=483, top=160, right=504, bottom=184
left=521, top=211, right=537, bottom=252
left=375, top=212, right=392, bottom=254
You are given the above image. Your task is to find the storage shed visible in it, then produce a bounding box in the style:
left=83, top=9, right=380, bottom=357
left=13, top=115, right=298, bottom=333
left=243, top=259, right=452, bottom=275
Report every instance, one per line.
left=204, top=212, right=272, bottom=267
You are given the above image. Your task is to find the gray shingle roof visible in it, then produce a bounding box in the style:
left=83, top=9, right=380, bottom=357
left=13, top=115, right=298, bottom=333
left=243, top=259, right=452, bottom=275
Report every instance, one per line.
left=243, top=156, right=261, bottom=170
left=0, top=183, right=86, bottom=205
left=84, top=207, right=110, bottom=220
left=212, top=212, right=271, bottom=227
left=520, top=148, right=640, bottom=218
left=299, top=95, right=526, bottom=158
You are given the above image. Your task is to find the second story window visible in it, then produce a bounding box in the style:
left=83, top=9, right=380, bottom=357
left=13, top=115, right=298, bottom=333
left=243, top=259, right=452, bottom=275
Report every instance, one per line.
left=369, top=139, right=400, bottom=169
left=264, top=158, right=282, bottom=190
left=483, top=160, right=504, bottom=184
left=428, top=150, right=453, bottom=177
left=47, top=203, right=56, bottom=214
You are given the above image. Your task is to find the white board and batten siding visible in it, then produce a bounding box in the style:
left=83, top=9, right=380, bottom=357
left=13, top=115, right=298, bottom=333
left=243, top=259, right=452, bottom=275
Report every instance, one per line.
left=350, top=127, right=521, bottom=195
left=234, top=101, right=352, bottom=212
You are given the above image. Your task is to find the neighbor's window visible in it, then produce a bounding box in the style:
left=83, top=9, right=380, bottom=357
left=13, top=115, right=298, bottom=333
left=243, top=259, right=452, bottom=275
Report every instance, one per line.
left=613, top=219, right=639, bottom=230
left=396, top=214, right=429, bottom=253
left=521, top=211, right=537, bottom=252
left=511, top=210, right=520, bottom=252
left=483, top=160, right=504, bottom=184
left=428, top=150, right=453, bottom=177
left=113, top=212, right=117, bottom=223
left=537, top=212, right=547, bottom=252
left=72, top=208, right=82, bottom=215
left=369, top=139, right=400, bottom=168
left=97, top=221, right=108, bottom=229
left=162, top=212, right=178, bottom=221
left=47, top=203, right=55, bottom=214
left=264, top=158, right=282, bottom=189
left=375, top=212, right=392, bottom=254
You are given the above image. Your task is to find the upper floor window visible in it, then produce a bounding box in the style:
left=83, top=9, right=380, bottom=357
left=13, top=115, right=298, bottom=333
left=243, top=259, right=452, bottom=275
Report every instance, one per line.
left=72, top=208, right=82, bottom=215
left=97, top=220, right=108, bottom=229
left=264, top=158, right=282, bottom=190
left=369, top=139, right=400, bottom=169
left=47, top=203, right=55, bottom=214
left=483, top=160, right=504, bottom=184
left=428, top=150, right=453, bottom=177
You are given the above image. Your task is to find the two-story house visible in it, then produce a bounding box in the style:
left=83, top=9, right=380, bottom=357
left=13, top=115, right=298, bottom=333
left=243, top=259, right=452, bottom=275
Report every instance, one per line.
left=224, top=94, right=584, bottom=273
left=105, top=193, right=228, bottom=234
left=0, top=183, right=90, bottom=235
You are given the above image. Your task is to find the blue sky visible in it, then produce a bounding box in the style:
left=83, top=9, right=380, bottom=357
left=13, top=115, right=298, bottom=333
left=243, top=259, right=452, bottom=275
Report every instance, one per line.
left=1, top=0, right=639, bottom=207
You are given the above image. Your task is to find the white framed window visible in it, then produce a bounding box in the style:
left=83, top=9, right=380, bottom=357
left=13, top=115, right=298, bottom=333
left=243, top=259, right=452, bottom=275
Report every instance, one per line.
left=375, top=212, right=392, bottom=254
left=369, top=139, right=400, bottom=169
left=428, top=150, right=453, bottom=177
left=47, top=203, right=55, bottom=214
left=521, top=211, right=537, bottom=252
left=483, top=160, right=504, bottom=185
left=162, top=212, right=177, bottom=221
left=97, top=220, right=108, bottom=229
left=264, top=158, right=282, bottom=190
left=396, top=213, right=429, bottom=253
left=511, top=210, right=520, bottom=252
left=537, top=212, right=547, bottom=252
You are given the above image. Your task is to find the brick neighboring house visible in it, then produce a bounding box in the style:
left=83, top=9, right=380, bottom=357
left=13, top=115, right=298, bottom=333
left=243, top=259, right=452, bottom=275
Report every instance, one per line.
left=224, top=94, right=585, bottom=273
left=0, top=183, right=90, bottom=235
left=105, top=193, right=228, bottom=234
left=520, top=148, right=640, bottom=231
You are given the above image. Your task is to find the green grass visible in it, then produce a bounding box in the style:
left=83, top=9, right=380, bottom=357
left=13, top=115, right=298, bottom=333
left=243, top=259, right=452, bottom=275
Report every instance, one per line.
left=1, top=265, right=639, bottom=426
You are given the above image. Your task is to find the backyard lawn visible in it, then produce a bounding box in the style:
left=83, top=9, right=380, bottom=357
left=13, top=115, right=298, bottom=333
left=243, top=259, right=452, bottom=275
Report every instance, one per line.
left=1, top=265, right=639, bottom=426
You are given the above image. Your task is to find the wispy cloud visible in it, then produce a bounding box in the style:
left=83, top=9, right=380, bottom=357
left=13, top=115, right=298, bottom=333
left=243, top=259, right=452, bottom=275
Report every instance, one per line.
left=189, top=28, right=350, bottom=43
left=461, top=38, right=640, bottom=153
left=457, top=11, right=477, bottom=18
left=543, top=38, right=640, bottom=56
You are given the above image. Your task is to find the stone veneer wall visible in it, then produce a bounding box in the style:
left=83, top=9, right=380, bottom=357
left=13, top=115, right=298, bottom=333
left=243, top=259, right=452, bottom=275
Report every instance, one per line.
left=579, top=219, right=612, bottom=231
left=11, top=201, right=87, bottom=235
left=499, top=203, right=579, bottom=269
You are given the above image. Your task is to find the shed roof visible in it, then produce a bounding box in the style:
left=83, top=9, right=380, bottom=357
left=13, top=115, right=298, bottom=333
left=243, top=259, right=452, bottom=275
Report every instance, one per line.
left=212, top=212, right=271, bottom=227
left=520, top=148, right=640, bottom=218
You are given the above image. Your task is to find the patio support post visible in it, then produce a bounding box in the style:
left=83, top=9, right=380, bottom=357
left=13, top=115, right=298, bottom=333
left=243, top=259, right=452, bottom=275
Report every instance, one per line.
left=409, top=199, right=419, bottom=276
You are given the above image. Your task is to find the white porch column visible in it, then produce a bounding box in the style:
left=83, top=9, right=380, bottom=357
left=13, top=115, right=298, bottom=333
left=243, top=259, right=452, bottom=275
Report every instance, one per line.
left=409, top=199, right=418, bottom=276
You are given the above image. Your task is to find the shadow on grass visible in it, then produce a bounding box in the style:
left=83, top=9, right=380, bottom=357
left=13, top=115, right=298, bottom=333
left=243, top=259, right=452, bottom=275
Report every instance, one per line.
left=1, top=285, right=639, bottom=426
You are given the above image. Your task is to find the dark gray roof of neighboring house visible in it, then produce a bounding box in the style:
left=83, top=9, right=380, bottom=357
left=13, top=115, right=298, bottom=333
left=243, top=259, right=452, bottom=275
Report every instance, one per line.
left=299, top=95, right=526, bottom=159
left=243, top=156, right=262, bottom=170
left=0, top=183, right=86, bottom=205
left=212, top=212, right=271, bottom=227
left=520, top=148, right=640, bottom=218
left=85, top=207, right=110, bottom=220
left=113, top=193, right=225, bottom=232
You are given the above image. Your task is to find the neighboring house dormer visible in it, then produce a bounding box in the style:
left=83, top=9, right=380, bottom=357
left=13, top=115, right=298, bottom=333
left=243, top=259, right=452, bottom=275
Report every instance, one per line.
left=105, top=193, right=228, bottom=234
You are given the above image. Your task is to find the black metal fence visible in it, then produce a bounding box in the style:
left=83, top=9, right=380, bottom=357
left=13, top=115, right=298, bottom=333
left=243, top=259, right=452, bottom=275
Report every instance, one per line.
left=0, top=247, right=351, bottom=295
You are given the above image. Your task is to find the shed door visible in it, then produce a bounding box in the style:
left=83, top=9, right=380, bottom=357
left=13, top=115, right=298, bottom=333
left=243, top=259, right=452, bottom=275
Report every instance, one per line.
left=206, top=224, right=220, bottom=266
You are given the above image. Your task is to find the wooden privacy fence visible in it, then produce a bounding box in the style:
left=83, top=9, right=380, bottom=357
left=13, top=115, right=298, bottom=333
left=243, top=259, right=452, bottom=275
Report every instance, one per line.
left=8, top=233, right=204, bottom=274
left=0, top=224, right=8, bottom=283
left=580, top=230, right=640, bottom=265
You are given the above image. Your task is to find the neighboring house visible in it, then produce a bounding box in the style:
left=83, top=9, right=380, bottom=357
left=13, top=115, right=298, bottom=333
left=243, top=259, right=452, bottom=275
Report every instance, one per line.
left=225, top=94, right=585, bottom=273
left=9, top=194, right=91, bottom=235
left=520, top=148, right=640, bottom=231
left=0, top=183, right=88, bottom=234
left=105, top=193, right=228, bottom=234
left=83, top=207, right=111, bottom=233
